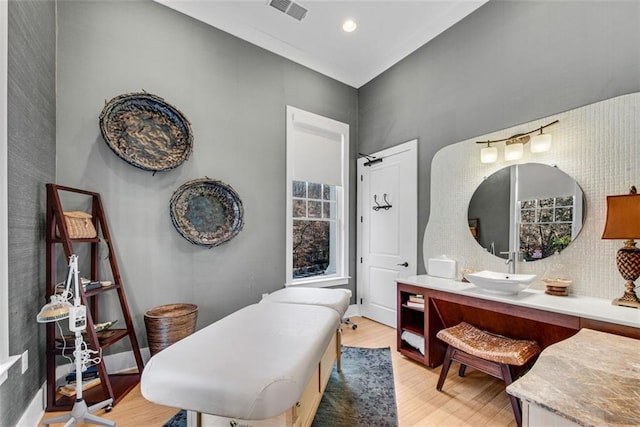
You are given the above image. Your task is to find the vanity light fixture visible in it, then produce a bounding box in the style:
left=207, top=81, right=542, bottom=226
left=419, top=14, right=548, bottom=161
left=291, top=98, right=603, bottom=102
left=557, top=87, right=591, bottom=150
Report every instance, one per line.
left=342, top=19, right=357, bottom=32
left=601, top=186, right=640, bottom=309
left=480, top=143, right=498, bottom=163
left=476, top=119, right=559, bottom=163
left=504, top=137, right=526, bottom=161
left=530, top=128, right=553, bottom=153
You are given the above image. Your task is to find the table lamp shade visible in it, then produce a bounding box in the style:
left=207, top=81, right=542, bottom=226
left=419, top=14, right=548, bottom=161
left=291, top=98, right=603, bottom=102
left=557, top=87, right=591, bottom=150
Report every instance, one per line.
left=601, top=194, right=640, bottom=239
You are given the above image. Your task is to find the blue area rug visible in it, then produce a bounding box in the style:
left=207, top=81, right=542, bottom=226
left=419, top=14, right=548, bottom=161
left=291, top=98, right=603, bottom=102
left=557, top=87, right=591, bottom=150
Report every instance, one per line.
left=163, top=408, right=186, bottom=427
left=312, top=346, right=398, bottom=427
left=163, top=346, right=398, bottom=427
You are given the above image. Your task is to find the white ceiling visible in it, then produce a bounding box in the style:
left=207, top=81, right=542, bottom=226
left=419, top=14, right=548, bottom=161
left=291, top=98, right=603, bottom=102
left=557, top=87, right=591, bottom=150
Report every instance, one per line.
left=154, top=0, right=488, bottom=88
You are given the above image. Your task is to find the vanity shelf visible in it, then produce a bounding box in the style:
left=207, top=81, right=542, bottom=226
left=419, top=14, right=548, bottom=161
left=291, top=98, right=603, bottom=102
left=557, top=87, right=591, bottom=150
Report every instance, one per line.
left=397, top=284, right=446, bottom=367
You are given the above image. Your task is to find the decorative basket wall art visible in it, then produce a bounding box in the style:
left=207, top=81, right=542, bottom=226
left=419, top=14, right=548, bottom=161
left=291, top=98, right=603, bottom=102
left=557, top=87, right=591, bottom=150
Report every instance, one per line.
left=99, top=92, right=193, bottom=173
left=169, top=178, right=244, bottom=247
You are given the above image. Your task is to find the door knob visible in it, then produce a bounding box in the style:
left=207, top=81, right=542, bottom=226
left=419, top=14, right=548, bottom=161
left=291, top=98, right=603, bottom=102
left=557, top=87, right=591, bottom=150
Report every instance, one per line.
left=397, top=262, right=409, bottom=267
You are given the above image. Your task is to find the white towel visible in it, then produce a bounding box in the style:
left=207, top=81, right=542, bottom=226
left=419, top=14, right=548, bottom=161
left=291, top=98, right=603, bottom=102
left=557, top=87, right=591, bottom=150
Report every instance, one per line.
left=401, top=330, right=425, bottom=355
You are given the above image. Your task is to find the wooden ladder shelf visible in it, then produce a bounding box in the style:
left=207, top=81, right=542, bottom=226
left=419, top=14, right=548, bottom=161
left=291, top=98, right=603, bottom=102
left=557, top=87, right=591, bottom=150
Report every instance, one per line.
left=44, top=183, right=144, bottom=412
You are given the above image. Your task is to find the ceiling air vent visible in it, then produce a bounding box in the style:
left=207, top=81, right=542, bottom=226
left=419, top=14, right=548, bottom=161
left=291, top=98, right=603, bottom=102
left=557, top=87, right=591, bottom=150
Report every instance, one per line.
left=268, top=0, right=308, bottom=22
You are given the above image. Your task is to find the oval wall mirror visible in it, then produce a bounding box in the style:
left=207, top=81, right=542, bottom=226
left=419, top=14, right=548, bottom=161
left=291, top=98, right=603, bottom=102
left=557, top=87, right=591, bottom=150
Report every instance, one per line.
left=467, top=163, right=585, bottom=262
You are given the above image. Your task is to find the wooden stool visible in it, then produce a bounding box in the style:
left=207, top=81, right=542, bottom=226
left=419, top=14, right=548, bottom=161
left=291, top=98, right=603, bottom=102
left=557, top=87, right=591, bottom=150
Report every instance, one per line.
left=435, top=322, right=541, bottom=427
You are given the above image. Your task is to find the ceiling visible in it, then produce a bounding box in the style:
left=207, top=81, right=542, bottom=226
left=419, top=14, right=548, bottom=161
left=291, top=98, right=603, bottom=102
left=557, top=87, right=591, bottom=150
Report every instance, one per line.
left=154, top=0, right=488, bottom=88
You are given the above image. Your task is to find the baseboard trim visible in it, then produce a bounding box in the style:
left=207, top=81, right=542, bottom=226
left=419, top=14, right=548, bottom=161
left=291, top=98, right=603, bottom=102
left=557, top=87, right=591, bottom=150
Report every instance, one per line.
left=16, top=383, right=45, bottom=427
left=344, top=303, right=359, bottom=320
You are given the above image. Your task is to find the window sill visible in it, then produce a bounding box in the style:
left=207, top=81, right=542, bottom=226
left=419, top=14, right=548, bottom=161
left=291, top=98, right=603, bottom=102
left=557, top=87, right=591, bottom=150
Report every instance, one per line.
left=286, top=276, right=350, bottom=288
left=0, top=354, right=20, bottom=385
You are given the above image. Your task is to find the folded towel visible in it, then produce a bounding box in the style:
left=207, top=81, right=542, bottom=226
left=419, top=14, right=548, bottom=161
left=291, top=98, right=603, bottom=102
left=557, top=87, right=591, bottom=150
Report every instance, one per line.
left=401, top=330, right=424, bottom=355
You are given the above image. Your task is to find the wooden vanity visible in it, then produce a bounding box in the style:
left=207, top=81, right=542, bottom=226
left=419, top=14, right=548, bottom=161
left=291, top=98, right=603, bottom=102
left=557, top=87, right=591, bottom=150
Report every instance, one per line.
left=396, top=275, right=640, bottom=368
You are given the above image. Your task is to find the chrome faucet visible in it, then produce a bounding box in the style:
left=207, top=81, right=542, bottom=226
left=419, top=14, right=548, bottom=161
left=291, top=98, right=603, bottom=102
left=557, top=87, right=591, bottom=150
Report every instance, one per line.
left=505, top=252, right=516, bottom=274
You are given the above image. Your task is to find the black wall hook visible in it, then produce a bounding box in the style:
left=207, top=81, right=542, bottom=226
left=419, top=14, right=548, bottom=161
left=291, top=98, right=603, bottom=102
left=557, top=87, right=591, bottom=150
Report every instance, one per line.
left=372, top=193, right=392, bottom=211
left=360, top=153, right=383, bottom=167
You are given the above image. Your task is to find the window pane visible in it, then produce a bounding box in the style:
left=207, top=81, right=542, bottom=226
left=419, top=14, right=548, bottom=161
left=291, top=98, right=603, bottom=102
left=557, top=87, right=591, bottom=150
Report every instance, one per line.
left=323, top=201, right=336, bottom=219
left=556, top=196, right=574, bottom=207
left=308, top=201, right=322, bottom=218
left=555, top=207, right=573, bottom=222
left=521, top=200, right=536, bottom=209
left=538, top=209, right=553, bottom=223
left=292, top=199, right=306, bottom=218
left=323, top=185, right=336, bottom=201
left=293, top=181, right=306, bottom=198
left=539, top=198, right=554, bottom=208
left=293, top=219, right=334, bottom=279
left=308, top=182, right=322, bottom=200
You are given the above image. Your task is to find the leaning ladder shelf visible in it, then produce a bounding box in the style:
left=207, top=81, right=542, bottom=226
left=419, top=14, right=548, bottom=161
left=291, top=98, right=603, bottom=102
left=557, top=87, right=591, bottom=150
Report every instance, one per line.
left=44, top=183, right=144, bottom=412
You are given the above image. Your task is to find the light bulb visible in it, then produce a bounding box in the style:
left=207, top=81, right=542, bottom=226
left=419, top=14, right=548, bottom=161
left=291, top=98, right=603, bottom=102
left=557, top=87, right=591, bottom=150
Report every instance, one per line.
left=480, top=145, right=498, bottom=163
left=504, top=142, right=523, bottom=161
left=530, top=133, right=552, bottom=153
left=342, top=19, right=357, bottom=33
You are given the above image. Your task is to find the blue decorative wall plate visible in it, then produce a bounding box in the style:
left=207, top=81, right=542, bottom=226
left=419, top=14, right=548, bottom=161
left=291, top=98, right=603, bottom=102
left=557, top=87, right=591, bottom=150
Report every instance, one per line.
left=169, top=178, right=244, bottom=247
left=99, top=92, right=193, bottom=172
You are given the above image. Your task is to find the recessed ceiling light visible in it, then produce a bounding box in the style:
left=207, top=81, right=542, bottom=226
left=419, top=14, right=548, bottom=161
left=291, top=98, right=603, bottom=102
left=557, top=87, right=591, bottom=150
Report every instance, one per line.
left=342, top=19, right=357, bottom=33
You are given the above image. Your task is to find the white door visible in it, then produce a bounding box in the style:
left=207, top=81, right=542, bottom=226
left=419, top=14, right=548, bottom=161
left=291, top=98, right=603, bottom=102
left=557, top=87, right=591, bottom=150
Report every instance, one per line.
left=358, top=140, right=417, bottom=327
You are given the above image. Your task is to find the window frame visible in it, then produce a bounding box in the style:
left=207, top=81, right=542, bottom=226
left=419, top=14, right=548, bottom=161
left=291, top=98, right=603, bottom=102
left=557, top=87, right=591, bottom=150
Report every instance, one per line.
left=285, top=106, right=349, bottom=288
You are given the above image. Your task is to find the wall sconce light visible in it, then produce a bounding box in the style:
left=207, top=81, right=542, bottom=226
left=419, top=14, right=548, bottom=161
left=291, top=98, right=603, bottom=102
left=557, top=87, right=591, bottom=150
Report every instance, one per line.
left=504, top=135, right=527, bottom=161
left=530, top=129, right=553, bottom=153
left=476, top=119, right=559, bottom=163
left=480, top=143, right=498, bottom=163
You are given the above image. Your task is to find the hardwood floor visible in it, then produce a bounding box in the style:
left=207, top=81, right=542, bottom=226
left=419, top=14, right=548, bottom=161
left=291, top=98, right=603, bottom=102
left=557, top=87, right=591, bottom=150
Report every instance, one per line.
left=42, top=316, right=517, bottom=426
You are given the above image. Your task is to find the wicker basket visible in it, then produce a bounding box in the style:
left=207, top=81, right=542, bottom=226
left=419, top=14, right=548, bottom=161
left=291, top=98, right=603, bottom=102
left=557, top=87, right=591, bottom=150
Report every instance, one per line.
left=55, top=211, right=97, bottom=239
left=169, top=178, right=244, bottom=247
left=144, top=303, right=198, bottom=357
left=99, top=92, right=193, bottom=172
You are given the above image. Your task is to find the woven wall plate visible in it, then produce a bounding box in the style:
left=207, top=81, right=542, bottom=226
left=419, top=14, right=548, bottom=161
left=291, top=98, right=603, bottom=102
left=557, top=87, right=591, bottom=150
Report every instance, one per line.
left=99, top=92, right=193, bottom=172
left=170, top=178, right=244, bottom=247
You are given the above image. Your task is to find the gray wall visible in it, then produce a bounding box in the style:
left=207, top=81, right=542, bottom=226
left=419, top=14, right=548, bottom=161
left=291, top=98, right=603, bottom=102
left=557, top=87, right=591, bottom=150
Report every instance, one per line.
left=0, top=1, right=56, bottom=426
left=358, top=0, right=640, bottom=273
left=56, top=0, right=358, bottom=340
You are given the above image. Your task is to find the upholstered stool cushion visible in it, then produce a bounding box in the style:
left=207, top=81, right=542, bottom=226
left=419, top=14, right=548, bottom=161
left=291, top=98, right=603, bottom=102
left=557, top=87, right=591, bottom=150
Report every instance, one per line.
left=436, top=322, right=540, bottom=366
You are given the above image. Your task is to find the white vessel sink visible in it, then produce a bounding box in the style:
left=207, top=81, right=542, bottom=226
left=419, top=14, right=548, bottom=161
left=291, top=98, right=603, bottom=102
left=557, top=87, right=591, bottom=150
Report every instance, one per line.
left=464, top=270, right=537, bottom=295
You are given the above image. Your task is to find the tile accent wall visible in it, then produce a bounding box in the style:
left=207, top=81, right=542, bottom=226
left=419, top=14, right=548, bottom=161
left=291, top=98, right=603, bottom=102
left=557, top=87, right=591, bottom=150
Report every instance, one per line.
left=424, top=92, right=639, bottom=300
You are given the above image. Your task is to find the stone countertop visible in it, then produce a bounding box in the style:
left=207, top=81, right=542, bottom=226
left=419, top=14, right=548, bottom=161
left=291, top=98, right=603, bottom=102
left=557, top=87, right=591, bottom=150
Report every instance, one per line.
left=506, top=328, right=640, bottom=426
left=397, top=275, right=640, bottom=329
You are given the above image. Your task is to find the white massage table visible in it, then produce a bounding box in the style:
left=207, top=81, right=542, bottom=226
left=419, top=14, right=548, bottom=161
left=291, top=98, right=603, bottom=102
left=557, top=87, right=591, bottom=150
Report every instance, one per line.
left=260, top=287, right=354, bottom=371
left=261, top=287, right=354, bottom=328
left=141, top=302, right=341, bottom=427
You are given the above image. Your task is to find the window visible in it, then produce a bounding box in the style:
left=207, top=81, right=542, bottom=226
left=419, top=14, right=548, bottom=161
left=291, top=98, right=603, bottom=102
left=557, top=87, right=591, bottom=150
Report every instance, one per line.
left=286, top=106, right=349, bottom=287
left=519, top=196, right=574, bottom=261
left=292, top=181, right=337, bottom=279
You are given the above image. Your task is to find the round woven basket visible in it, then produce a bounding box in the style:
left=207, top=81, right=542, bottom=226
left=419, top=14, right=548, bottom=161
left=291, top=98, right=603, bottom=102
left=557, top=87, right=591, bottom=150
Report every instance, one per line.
left=144, top=303, right=198, bottom=357
left=169, top=178, right=244, bottom=247
left=99, top=92, right=193, bottom=172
